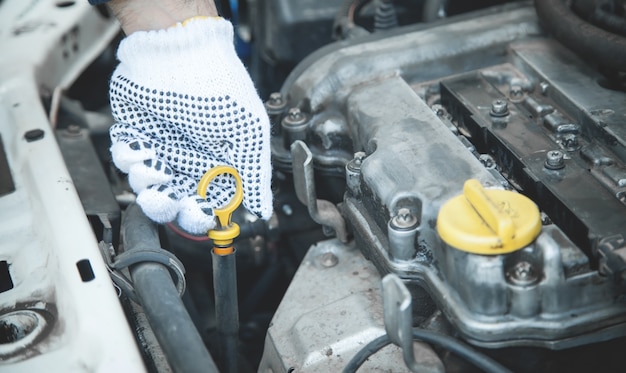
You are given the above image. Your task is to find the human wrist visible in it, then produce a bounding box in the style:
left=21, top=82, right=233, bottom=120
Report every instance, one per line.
left=115, top=17, right=236, bottom=89
left=107, top=0, right=219, bottom=35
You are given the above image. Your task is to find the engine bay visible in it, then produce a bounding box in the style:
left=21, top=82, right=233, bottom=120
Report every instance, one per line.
left=1, top=0, right=626, bottom=372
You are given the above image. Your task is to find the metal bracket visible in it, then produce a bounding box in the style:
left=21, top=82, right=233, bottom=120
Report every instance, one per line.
left=598, top=235, right=626, bottom=287
left=98, top=241, right=187, bottom=303
left=382, top=273, right=422, bottom=373
left=290, top=140, right=348, bottom=242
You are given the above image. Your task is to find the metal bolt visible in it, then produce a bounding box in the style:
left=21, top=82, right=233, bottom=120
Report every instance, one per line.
left=67, top=124, right=80, bottom=133
left=63, top=124, right=82, bottom=137
left=281, top=107, right=309, bottom=148
left=514, top=262, right=532, bottom=278
left=540, top=82, right=550, bottom=95
left=431, top=104, right=446, bottom=117
left=282, top=107, right=309, bottom=131
left=354, top=152, right=366, bottom=162
left=508, top=261, right=538, bottom=286
left=562, top=134, right=579, bottom=150
left=540, top=212, right=552, bottom=225
left=268, top=92, right=283, bottom=105
left=319, top=252, right=339, bottom=268
left=490, top=99, right=509, bottom=117
left=287, top=107, right=303, bottom=121
left=347, top=152, right=366, bottom=171
left=509, top=85, right=523, bottom=100
left=479, top=154, right=495, bottom=169
left=346, top=152, right=366, bottom=197
left=391, top=208, right=419, bottom=229
left=545, top=150, right=565, bottom=170
left=265, top=92, right=286, bottom=112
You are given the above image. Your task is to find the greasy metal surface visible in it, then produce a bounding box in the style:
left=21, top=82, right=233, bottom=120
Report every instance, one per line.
left=271, top=5, right=542, bottom=167
left=275, top=2, right=626, bottom=349
left=440, top=65, right=626, bottom=255
left=282, top=5, right=541, bottom=112
left=258, top=239, right=444, bottom=373
left=346, top=76, right=498, bottom=253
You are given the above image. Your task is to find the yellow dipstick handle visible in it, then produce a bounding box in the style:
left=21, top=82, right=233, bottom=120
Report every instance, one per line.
left=197, top=166, right=244, bottom=253
left=463, top=179, right=515, bottom=247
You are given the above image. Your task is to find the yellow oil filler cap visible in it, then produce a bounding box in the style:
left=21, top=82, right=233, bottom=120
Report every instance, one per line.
left=437, top=179, right=542, bottom=255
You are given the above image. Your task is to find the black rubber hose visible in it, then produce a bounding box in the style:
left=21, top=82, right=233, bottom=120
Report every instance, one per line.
left=374, top=0, right=398, bottom=31
left=342, top=329, right=513, bottom=373
left=572, top=0, right=626, bottom=37
left=534, top=0, right=626, bottom=71
left=123, top=203, right=219, bottom=373
left=593, top=7, right=626, bottom=36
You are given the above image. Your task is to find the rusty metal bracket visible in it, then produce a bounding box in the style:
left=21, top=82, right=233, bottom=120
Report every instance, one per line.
left=291, top=140, right=348, bottom=242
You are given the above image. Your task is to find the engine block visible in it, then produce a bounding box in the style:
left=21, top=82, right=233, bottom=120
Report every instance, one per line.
left=267, top=2, right=626, bottom=352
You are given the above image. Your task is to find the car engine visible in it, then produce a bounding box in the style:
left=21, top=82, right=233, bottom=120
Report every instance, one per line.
left=1, top=0, right=626, bottom=372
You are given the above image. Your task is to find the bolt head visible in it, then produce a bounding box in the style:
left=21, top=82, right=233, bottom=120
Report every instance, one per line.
left=282, top=107, right=308, bottom=128
left=562, top=134, right=579, bottom=150
left=398, top=208, right=411, bottom=220
left=510, top=85, right=523, bottom=98
left=490, top=99, right=509, bottom=117
left=269, top=92, right=283, bottom=104
left=431, top=104, right=445, bottom=117
left=265, top=92, right=287, bottom=113
left=508, top=261, right=539, bottom=286
left=288, top=107, right=302, bottom=119
left=545, top=150, right=565, bottom=170
left=319, top=252, right=339, bottom=268
left=479, top=154, right=495, bottom=169
left=354, top=152, right=366, bottom=164
left=67, top=124, right=81, bottom=133
left=515, top=262, right=532, bottom=277
left=391, top=208, right=419, bottom=229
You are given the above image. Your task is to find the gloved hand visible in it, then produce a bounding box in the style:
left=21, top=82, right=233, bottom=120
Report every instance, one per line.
left=109, top=17, right=272, bottom=234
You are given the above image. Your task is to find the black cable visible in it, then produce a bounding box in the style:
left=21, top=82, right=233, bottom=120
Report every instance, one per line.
left=374, top=0, right=399, bottom=31
left=342, top=329, right=513, bottom=373
left=343, top=334, right=390, bottom=373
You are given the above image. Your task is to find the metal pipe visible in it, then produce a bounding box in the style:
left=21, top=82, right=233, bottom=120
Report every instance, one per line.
left=123, top=203, right=219, bottom=373
left=212, top=249, right=240, bottom=373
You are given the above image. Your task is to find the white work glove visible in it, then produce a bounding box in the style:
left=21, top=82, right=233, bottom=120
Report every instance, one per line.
left=109, top=17, right=272, bottom=234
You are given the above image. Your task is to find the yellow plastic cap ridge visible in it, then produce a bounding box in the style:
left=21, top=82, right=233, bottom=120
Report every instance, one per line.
left=436, top=179, right=542, bottom=255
